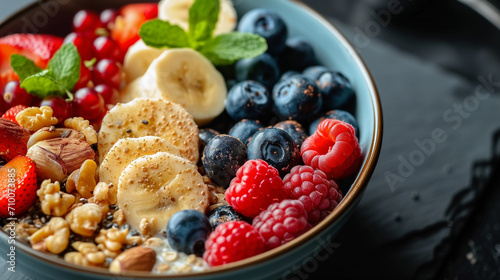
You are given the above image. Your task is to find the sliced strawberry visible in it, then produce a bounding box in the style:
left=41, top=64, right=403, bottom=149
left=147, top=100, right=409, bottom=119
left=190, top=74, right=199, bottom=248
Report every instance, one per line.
left=0, top=118, right=31, bottom=161
left=111, top=3, right=158, bottom=53
left=0, top=34, right=64, bottom=92
left=0, top=156, right=37, bottom=217
left=2, top=104, right=28, bottom=124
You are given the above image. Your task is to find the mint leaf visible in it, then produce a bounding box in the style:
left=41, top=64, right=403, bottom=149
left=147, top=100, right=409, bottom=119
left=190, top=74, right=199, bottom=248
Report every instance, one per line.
left=140, top=19, right=190, bottom=48
left=188, top=0, right=220, bottom=42
left=11, top=43, right=82, bottom=99
left=10, top=55, right=42, bottom=81
left=48, top=43, right=81, bottom=91
left=138, top=0, right=268, bottom=67
left=20, top=70, right=64, bottom=98
left=201, top=32, right=268, bottom=65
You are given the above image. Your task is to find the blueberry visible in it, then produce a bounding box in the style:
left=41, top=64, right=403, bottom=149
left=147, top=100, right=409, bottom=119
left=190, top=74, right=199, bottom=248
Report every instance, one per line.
left=199, top=128, right=219, bottom=151
left=226, top=81, right=272, bottom=122
left=208, top=205, right=245, bottom=230
left=238, top=9, right=288, bottom=55
left=274, top=120, right=308, bottom=147
left=279, top=37, right=317, bottom=71
left=166, top=210, right=211, bottom=257
left=303, top=65, right=329, bottom=81
left=247, top=128, right=301, bottom=176
left=229, top=119, right=264, bottom=145
left=272, top=74, right=322, bottom=123
left=309, top=109, right=359, bottom=138
left=202, top=135, right=247, bottom=188
left=317, top=71, right=356, bottom=111
left=280, top=70, right=300, bottom=81
left=235, top=53, right=280, bottom=90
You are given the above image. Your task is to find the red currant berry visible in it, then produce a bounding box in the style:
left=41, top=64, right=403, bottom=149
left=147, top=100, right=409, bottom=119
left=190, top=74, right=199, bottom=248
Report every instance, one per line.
left=74, top=64, right=93, bottom=91
left=94, top=84, right=120, bottom=105
left=93, top=59, right=123, bottom=89
left=100, top=9, right=118, bottom=29
left=40, top=96, right=72, bottom=123
left=73, top=87, right=105, bottom=120
left=2, top=81, right=33, bottom=107
left=64, top=32, right=95, bottom=61
left=73, top=10, right=104, bottom=33
left=90, top=106, right=109, bottom=131
left=93, top=36, right=124, bottom=62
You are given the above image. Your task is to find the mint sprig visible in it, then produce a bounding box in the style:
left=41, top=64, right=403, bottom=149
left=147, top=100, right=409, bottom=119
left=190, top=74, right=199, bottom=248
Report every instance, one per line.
left=188, top=0, right=219, bottom=43
left=201, top=32, right=268, bottom=66
left=10, top=43, right=81, bottom=100
left=139, top=0, right=267, bottom=66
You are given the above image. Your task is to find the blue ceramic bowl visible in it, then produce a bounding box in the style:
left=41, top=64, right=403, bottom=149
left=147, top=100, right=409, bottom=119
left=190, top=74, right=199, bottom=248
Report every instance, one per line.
left=0, top=0, right=382, bottom=279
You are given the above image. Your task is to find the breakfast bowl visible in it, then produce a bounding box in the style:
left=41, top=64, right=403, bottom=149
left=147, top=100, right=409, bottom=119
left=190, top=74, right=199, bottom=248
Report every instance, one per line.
left=0, top=0, right=382, bottom=279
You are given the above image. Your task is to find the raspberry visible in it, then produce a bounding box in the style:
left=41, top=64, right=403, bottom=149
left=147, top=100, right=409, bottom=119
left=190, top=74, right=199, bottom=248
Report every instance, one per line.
left=301, top=119, right=361, bottom=180
left=203, top=221, right=265, bottom=266
left=225, top=159, right=286, bottom=217
left=283, top=165, right=343, bottom=225
left=252, top=199, right=311, bottom=250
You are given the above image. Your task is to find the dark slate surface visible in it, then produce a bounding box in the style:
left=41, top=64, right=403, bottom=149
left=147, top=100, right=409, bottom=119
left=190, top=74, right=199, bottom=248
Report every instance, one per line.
left=280, top=17, right=500, bottom=279
left=293, top=0, right=500, bottom=279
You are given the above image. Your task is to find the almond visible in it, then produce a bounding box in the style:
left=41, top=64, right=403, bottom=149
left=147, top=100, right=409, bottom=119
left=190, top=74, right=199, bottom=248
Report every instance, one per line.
left=27, top=145, right=67, bottom=182
left=27, top=138, right=95, bottom=181
left=34, top=138, right=95, bottom=174
left=27, top=126, right=85, bottom=149
left=109, top=246, right=156, bottom=273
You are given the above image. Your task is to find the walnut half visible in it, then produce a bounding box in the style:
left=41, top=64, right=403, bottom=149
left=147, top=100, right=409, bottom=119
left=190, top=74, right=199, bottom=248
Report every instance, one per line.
left=37, top=180, right=75, bottom=217
left=65, top=203, right=102, bottom=237
left=30, top=217, right=70, bottom=254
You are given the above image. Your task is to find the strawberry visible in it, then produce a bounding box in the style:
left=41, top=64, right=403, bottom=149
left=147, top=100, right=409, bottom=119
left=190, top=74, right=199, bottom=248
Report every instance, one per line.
left=111, top=3, right=158, bottom=53
left=2, top=104, right=28, bottom=124
left=0, top=118, right=31, bottom=161
left=0, top=34, right=64, bottom=92
left=0, top=156, right=38, bottom=217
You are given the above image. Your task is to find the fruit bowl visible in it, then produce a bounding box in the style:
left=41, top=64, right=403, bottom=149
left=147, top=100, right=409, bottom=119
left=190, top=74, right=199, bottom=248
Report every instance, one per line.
left=0, top=0, right=382, bottom=279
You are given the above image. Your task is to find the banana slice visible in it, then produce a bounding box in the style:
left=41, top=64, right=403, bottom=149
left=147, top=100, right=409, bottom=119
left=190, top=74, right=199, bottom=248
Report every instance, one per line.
left=134, top=48, right=227, bottom=125
left=98, top=98, right=199, bottom=164
left=99, top=136, right=180, bottom=188
left=158, top=0, right=237, bottom=36
left=117, top=152, right=209, bottom=234
left=123, top=39, right=167, bottom=82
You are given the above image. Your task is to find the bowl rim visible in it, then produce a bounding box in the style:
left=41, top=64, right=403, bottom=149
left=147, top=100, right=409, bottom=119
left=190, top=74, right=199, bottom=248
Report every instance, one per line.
left=0, top=0, right=383, bottom=278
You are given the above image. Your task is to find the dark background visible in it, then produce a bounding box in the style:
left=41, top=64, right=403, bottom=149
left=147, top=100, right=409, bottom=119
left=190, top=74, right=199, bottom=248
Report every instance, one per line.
left=296, top=0, right=500, bottom=279
left=1, top=0, right=500, bottom=279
